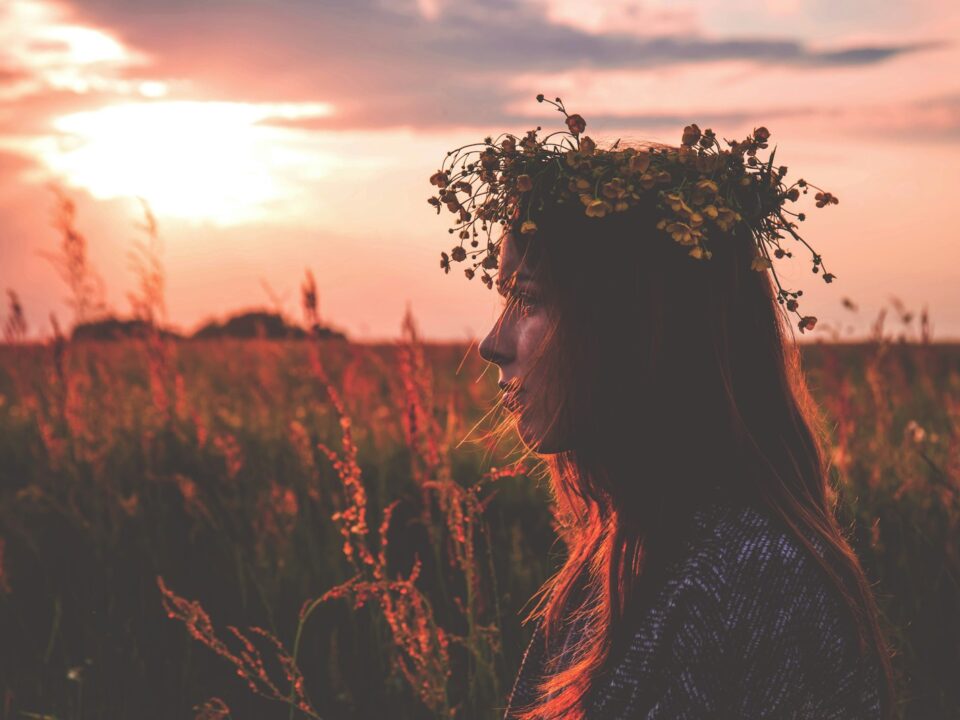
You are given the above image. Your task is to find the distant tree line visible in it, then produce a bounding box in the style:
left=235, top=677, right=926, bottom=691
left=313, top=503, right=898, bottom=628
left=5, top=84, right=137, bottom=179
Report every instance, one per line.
left=70, top=310, right=348, bottom=342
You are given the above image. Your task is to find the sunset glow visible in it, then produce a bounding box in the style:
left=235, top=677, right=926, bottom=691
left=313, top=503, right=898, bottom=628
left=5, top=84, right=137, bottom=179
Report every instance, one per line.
left=0, top=0, right=147, bottom=100
left=24, top=100, right=336, bottom=224
left=0, top=0, right=957, bottom=341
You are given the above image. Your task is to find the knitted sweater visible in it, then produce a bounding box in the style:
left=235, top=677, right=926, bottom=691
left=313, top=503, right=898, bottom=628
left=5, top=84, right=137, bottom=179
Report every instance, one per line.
left=501, top=499, right=882, bottom=719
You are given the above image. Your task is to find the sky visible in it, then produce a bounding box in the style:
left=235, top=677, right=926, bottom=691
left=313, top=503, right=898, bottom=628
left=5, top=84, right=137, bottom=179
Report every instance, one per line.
left=0, top=0, right=958, bottom=342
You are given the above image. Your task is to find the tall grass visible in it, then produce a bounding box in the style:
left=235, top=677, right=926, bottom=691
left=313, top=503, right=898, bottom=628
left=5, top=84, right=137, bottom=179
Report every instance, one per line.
left=0, top=191, right=957, bottom=718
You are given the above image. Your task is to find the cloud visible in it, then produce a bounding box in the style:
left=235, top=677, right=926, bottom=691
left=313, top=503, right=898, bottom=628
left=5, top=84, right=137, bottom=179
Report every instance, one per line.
left=54, top=0, right=943, bottom=131
left=808, top=40, right=949, bottom=66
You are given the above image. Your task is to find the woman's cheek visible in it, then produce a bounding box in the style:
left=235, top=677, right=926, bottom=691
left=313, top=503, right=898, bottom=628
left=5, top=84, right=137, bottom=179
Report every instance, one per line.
left=516, top=316, right=543, bottom=364
left=517, top=313, right=552, bottom=392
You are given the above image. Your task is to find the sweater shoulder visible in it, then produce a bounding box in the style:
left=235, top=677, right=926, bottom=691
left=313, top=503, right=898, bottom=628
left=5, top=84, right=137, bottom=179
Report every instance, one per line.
left=676, top=501, right=881, bottom=714
left=619, top=500, right=834, bottom=633
left=669, top=499, right=853, bottom=652
left=686, top=500, right=877, bottom=672
left=684, top=499, right=831, bottom=591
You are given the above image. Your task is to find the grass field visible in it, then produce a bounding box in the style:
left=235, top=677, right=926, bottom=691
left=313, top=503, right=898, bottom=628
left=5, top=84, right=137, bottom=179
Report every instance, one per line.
left=0, top=309, right=958, bottom=719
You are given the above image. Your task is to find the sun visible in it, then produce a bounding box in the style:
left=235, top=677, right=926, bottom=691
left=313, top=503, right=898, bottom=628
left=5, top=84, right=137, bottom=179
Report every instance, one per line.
left=34, top=100, right=335, bottom=225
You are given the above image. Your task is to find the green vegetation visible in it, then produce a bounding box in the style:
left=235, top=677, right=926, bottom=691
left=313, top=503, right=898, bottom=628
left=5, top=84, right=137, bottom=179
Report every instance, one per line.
left=0, top=319, right=957, bottom=719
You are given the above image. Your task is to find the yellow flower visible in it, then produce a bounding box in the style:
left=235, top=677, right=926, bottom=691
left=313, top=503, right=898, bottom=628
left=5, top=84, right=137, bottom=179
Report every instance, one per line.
left=664, top=192, right=684, bottom=211
left=688, top=245, right=707, bottom=260
left=695, top=178, right=718, bottom=195
left=664, top=192, right=694, bottom=218
left=750, top=256, right=772, bottom=271
left=579, top=136, right=597, bottom=154
left=585, top=199, right=611, bottom=217
left=628, top=151, right=652, bottom=174
left=715, top=207, right=741, bottom=232
left=702, top=204, right=719, bottom=220
left=521, top=220, right=538, bottom=234
left=665, top=221, right=694, bottom=245
left=601, top=177, right=627, bottom=200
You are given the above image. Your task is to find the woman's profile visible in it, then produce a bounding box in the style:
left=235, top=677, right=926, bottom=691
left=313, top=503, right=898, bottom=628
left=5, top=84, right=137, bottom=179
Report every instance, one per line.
left=429, top=95, right=898, bottom=720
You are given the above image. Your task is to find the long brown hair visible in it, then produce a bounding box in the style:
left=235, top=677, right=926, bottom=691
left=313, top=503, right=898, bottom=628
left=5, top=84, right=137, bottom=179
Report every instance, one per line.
left=488, top=141, right=899, bottom=720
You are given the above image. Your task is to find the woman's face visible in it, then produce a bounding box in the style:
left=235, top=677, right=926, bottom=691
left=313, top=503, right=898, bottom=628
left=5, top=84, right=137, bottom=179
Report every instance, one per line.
left=478, top=234, right=568, bottom=454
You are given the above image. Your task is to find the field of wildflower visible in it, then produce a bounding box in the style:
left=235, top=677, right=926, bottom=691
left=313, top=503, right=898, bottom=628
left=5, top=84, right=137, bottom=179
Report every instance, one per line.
left=0, top=310, right=958, bottom=719
left=0, top=193, right=958, bottom=719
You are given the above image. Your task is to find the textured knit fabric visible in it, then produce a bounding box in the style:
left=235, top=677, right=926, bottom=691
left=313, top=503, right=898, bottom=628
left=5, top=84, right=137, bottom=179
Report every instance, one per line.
left=501, top=499, right=882, bottom=719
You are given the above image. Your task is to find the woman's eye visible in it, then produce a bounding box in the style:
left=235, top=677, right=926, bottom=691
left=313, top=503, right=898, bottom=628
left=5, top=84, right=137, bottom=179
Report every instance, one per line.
left=510, top=290, right=538, bottom=312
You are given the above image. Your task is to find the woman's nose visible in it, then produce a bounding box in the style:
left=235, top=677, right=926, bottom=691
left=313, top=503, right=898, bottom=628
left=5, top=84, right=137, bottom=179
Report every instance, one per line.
left=479, top=323, right=512, bottom=366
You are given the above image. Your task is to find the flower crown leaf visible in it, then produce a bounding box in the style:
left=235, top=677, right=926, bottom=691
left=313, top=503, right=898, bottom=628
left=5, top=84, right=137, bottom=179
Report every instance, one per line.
left=427, top=94, right=839, bottom=334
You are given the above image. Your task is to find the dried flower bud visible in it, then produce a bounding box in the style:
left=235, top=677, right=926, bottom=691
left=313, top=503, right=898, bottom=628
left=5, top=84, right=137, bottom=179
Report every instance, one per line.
left=682, top=123, right=701, bottom=146
left=566, top=113, right=586, bottom=135
left=798, top=316, right=817, bottom=332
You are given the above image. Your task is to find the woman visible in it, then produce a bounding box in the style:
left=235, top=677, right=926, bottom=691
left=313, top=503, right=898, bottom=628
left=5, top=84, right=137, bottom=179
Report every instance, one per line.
left=430, top=96, right=898, bottom=719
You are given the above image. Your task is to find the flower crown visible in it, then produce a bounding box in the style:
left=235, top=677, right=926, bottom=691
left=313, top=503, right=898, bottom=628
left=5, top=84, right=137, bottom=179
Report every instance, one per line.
left=427, top=94, right=840, bottom=334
